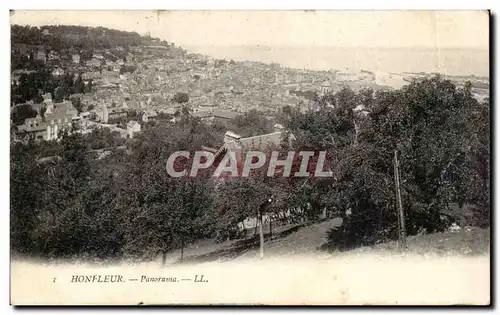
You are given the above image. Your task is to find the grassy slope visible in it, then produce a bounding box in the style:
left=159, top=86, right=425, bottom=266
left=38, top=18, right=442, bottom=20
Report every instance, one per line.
left=167, top=218, right=489, bottom=265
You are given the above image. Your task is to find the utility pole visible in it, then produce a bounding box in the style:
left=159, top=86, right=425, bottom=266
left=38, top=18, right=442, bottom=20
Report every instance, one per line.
left=393, top=149, right=407, bottom=250
left=259, top=210, right=264, bottom=258
left=258, top=197, right=272, bottom=259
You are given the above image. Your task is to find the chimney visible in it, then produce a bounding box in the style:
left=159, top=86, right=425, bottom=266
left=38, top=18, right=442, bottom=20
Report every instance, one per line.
left=224, top=131, right=241, bottom=143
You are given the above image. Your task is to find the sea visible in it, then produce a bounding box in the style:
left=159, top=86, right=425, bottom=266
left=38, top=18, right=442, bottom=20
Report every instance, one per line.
left=184, top=45, right=489, bottom=78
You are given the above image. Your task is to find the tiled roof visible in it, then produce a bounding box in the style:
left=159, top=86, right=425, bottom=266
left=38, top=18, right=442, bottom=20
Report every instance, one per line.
left=193, top=110, right=240, bottom=120
left=17, top=118, right=47, bottom=132
left=127, top=120, right=140, bottom=128
left=192, top=110, right=212, bottom=118
left=109, top=108, right=127, bottom=114
left=81, top=94, right=96, bottom=103
left=53, top=101, right=76, bottom=112
left=242, top=132, right=283, bottom=150
left=46, top=111, right=73, bottom=122
left=143, top=109, right=158, bottom=117
left=47, top=101, right=78, bottom=121
left=127, top=100, right=140, bottom=110
left=212, top=110, right=240, bottom=119
left=30, top=103, right=45, bottom=114
left=213, top=131, right=285, bottom=158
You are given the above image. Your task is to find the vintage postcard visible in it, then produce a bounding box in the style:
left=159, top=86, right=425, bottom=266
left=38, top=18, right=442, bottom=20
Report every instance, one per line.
left=9, top=10, right=490, bottom=305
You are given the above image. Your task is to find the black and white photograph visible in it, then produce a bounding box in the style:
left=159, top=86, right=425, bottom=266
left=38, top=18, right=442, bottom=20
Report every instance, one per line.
left=8, top=10, right=491, bottom=305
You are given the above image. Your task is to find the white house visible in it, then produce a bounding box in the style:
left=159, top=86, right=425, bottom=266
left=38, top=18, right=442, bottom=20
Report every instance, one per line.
left=52, top=67, right=64, bottom=77
left=336, top=69, right=359, bottom=82
left=72, top=54, right=81, bottom=64
left=141, top=109, right=158, bottom=123
left=127, top=120, right=141, bottom=138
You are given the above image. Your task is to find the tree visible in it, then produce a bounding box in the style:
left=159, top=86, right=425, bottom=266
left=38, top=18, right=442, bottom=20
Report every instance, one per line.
left=9, top=71, right=489, bottom=262
left=363, top=77, right=481, bottom=233
left=229, top=109, right=270, bottom=137
left=285, top=77, right=489, bottom=251
left=118, top=120, right=217, bottom=263
left=211, top=178, right=271, bottom=242
left=85, top=80, right=93, bottom=93
left=120, top=65, right=137, bottom=75
left=11, top=104, right=38, bottom=125
left=71, top=96, right=83, bottom=114
left=73, top=74, right=85, bottom=94
left=80, top=49, right=93, bottom=61
left=173, top=92, right=189, bottom=104
left=10, top=143, right=45, bottom=254
left=40, top=106, right=47, bottom=122
left=54, top=86, right=67, bottom=102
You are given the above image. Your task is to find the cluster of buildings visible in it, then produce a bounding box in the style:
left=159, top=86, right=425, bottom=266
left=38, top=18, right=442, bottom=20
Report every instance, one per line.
left=13, top=91, right=158, bottom=142
left=15, top=99, right=77, bottom=141
left=11, top=38, right=411, bottom=145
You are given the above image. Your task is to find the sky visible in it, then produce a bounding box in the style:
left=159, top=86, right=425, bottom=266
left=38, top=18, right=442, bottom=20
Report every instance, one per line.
left=10, top=10, right=489, bottom=50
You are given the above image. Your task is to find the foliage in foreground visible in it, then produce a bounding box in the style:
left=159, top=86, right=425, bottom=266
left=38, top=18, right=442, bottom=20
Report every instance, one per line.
left=10, top=77, right=490, bottom=259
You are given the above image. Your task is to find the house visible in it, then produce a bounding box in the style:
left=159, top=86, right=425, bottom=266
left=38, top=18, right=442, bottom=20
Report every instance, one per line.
left=41, top=101, right=53, bottom=111
left=52, top=67, right=64, bottom=77
left=48, top=50, right=60, bottom=61
left=16, top=103, right=77, bottom=142
left=45, top=113, right=73, bottom=139
left=141, top=109, right=158, bottom=123
left=36, top=50, right=46, bottom=62
left=16, top=116, right=48, bottom=141
left=207, top=123, right=296, bottom=179
left=79, top=111, right=91, bottom=119
left=159, top=107, right=177, bottom=116
left=320, top=80, right=332, bottom=95
left=107, top=126, right=128, bottom=139
left=45, top=100, right=76, bottom=116
left=82, top=71, right=101, bottom=83
left=91, top=106, right=108, bottom=123
left=86, top=58, right=102, bottom=68
left=192, top=110, right=240, bottom=124
left=125, top=100, right=140, bottom=110
left=81, top=93, right=96, bottom=108
left=44, top=101, right=79, bottom=139
left=102, top=69, right=120, bottom=80
left=72, top=54, right=81, bottom=64
left=353, top=104, right=370, bottom=117
left=126, top=120, right=141, bottom=138
left=42, top=92, right=52, bottom=102
left=82, top=71, right=101, bottom=80
left=146, top=45, right=169, bottom=56
left=98, top=81, right=120, bottom=90
left=108, top=108, right=128, bottom=123
left=336, top=69, right=359, bottom=82
left=11, top=69, right=35, bottom=85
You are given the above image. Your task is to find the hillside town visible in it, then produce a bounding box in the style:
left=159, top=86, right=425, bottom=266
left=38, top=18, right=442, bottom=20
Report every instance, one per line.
left=8, top=10, right=492, bottom=307
left=11, top=25, right=490, bottom=144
